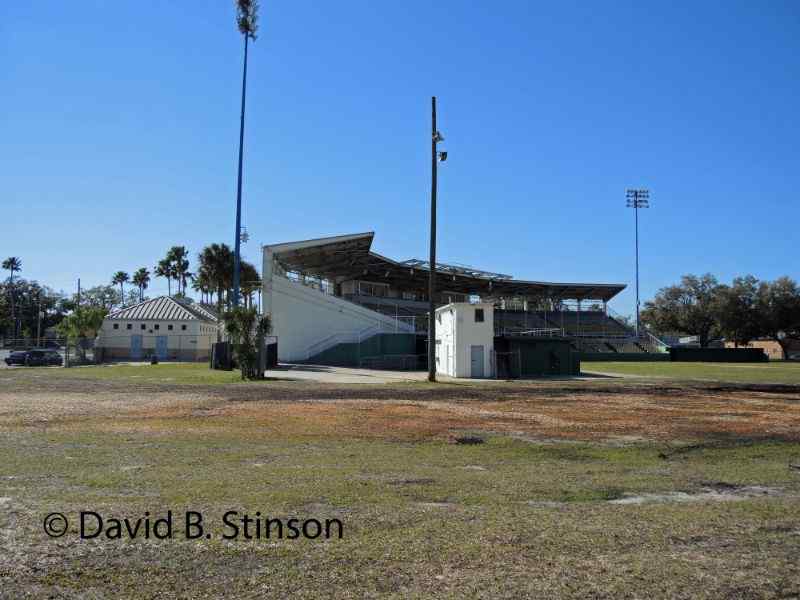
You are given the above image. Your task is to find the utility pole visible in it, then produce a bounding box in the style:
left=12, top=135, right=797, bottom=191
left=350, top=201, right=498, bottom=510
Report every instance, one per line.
left=427, top=97, right=447, bottom=382
left=37, top=290, right=42, bottom=347
left=626, top=189, right=650, bottom=336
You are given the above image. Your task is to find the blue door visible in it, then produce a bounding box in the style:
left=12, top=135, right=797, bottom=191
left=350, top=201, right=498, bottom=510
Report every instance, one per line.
left=130, top=335, right=143, bottom=360
left=156, top=336, right=168, bottom=360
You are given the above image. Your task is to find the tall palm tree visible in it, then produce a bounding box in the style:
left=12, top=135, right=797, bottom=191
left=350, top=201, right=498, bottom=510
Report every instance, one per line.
left=2, top=257, right=22, bottom=339
left=2, top=257, right=21, bottom=283
left=132, top=267, right=151, bottom=302
left=198, top=243, right=234, bottom=313
left=111, top=271, right=130, bottom=306
left=192, top=266, right=213, bottom=304
left=155, top=259, right=172, bottom=296
left=240, top=260, right=261, bottom=309
left=167, top=246, right=191, bottom=295
left=232, top=0, right=259, bottom=307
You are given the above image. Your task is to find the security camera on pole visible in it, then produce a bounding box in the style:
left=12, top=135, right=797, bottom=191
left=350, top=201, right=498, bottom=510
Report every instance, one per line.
left=428, top=97, right=447, bottom=382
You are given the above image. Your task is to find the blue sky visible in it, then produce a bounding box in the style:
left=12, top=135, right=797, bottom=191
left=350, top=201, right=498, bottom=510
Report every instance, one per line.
left=2, top=1, right=798, bottom=317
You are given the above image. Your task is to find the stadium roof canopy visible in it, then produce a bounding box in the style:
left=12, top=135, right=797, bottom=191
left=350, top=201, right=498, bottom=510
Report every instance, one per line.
left=264, top=232, right=626, bottom=302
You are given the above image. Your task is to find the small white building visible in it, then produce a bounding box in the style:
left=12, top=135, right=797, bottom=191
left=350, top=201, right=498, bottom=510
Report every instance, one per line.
left=434, top=302, right=494, bottom=378
left=96, top=296, right=220, bottom=362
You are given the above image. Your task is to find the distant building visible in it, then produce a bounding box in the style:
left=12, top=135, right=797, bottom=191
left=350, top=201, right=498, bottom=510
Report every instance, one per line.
left=96, top=296, right=219, bottom=362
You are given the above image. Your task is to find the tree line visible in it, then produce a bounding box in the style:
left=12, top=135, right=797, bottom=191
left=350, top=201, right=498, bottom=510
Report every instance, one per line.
left=106, top=243, right=262, bottom=312
left=641, top=274, right=800, bottom=358
left=1, top=243, right=263, bottom=340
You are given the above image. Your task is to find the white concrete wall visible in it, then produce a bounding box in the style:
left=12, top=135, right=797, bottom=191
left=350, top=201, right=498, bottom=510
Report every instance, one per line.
left=97, top=319, right=217, bottom=358
left=435, top=303, right=494, bottom=378
left=269, top=274, right=408, bottom=362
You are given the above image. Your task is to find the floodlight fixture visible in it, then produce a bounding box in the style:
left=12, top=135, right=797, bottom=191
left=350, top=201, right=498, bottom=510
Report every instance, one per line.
left=438, top=151, right=448, bottom=162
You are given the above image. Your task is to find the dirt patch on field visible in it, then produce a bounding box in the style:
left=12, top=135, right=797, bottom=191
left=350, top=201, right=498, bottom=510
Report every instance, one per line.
left=1, top=374, right=799, bottom=443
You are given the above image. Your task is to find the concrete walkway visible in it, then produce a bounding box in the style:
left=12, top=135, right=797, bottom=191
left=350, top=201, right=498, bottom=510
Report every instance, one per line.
left=265, top=364, right=431, bottom=384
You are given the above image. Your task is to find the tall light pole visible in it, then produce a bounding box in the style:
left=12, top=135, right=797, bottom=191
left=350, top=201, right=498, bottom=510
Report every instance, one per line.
left=232, top=0, right=259, bottom=308
left=626, top=188, right=650, bottom=336
left=428, top=97, right=447, bottom=382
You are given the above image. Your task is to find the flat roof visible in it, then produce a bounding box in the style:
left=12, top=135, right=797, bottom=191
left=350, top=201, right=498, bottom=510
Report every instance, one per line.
left=264, top=232, right=626, bottom=302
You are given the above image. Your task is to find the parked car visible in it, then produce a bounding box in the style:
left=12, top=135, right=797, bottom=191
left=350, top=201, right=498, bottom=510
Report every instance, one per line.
left=4, top=351, right=29, bottom=366
left=24, top=350, right=63, bottom=366
left=3, top=350, right=63, bottom=367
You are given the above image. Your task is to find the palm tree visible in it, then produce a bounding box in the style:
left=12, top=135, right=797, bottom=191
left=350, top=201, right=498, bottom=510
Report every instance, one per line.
left=155, top=259, right=172, bottom=296
left=2, top=257, right=21, bottom=283
left=240, top=260, right=261, bottom=309
left=132, top=267, right=151, bottom=302
left=111, top=271, right=130, bottom=306
left=198, top=243, right=234, bottom=313
left=232, top=0, right=259, bottom=307
left=192, top=266, right=213, bottom=304
left=167, top=246, right=191, bottom=295
left=2, top=257, right=22, bottom=339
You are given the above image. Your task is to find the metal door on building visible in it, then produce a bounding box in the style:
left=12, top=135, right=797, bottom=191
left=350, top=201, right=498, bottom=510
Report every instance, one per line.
left=130, top=335, right=143, bottom=360
left=470, top=345, right=484, bottom=378
left=156, top=336, right=168, bottom=360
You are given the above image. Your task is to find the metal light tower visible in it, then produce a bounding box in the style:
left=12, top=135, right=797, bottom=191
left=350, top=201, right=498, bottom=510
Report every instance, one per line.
left=626, top=188, right=650, bottom=336
left=232, top=0, right=258, bottom=308
left=428, top=96, right=447, bottom=382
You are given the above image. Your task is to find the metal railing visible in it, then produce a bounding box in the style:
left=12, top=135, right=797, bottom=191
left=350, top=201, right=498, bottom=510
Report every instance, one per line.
left=495, top=327, right=563, bottom=337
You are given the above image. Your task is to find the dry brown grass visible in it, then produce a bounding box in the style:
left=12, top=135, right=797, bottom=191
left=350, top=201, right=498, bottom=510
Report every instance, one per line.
left=2, top=373, right=798, bottom=444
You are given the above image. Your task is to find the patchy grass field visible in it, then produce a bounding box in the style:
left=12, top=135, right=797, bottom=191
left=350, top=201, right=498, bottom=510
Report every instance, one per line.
left=1, top=367, right=799, bottom=598
left=585, top=360, right=800, bottom=385
left=46, top=362, right=246, bottom=385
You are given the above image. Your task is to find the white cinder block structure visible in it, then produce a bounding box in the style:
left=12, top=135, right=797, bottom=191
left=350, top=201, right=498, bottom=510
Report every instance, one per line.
left=96, top=296, right=219, bottom=362
left=434, top=302, right=494, bottom=378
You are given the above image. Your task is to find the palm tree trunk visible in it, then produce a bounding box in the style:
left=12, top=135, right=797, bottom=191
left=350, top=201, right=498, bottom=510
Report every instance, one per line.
left=8, top=269, right=15, bottom=339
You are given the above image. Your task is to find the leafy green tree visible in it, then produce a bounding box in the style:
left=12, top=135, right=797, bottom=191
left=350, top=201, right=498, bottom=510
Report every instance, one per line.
left=223, top=306, right=270, bottom=380
left=0, top=279, right=66, bottom=340
left=57, top=306, right=107, bottom=362
left=715, top=275, right=760, bottom=347
left=755, top=277, right=800, bottom=359
left=641, top=274, right=722, bottom=347
left=79, top=285, right=121, bottom=311
left=111, top=271, right=129, bottom=306
left=132, top=267, right=151, bottom=302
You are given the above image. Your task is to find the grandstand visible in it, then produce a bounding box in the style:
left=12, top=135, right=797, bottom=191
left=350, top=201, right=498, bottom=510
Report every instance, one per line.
left=262, top=232, right=667, bottom=366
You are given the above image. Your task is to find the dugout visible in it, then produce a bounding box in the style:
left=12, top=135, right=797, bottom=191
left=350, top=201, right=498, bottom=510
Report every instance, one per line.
left=494, top=336, right=580, bottom=378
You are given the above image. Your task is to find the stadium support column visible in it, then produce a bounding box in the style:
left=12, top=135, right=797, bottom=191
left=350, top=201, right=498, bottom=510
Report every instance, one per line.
left=428, top=96, right=438, bottom=382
